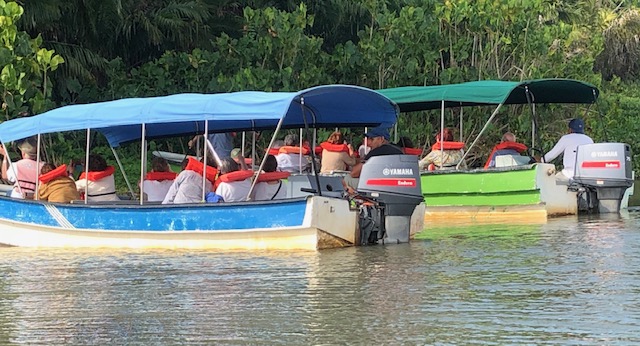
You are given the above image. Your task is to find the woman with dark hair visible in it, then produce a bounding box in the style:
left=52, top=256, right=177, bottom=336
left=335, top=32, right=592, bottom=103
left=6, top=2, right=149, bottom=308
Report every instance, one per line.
left=253, top=155, right=288, bottom=201
left=75, top=154, right=120, bottom=201
left=419, top=128, right=466, bottom=170
left=319, top=131, right=357, bottom=173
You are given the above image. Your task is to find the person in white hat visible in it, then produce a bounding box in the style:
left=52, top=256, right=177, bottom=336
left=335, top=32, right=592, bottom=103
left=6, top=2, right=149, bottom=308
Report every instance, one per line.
left=0, top=138, right=44, bottom=198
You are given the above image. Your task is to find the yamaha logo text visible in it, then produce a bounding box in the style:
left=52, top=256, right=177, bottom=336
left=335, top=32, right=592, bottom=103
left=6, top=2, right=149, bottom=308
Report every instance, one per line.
left=382, top=168, right=414, bottom=176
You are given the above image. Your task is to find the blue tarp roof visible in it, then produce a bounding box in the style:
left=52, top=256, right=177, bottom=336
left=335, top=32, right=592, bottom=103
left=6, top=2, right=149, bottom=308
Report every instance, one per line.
left=0, top=85, right=398, bottom=147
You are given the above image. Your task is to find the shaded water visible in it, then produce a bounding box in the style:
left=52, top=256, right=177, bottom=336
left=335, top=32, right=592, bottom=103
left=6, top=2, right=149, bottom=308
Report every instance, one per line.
left=1, top=211, right=640, bottom=344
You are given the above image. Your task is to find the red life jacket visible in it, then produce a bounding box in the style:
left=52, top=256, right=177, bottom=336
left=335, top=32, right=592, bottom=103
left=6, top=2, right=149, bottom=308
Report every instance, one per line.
left=218, top=170, right=254, bottom=183
left=185, top=157, right=218, bottom=183
left=431, top=141, right=465, bottom=151
left=402, top=147, right=423, bottom=156
left=255, top=171, right=290, bottom=183
left=319, top=142, right=350, bottom=153
left=79, top=166, right=116, bottom=182
left=144, top=171, right=178, bottom=181
left=39, top=164, right=68, bottom=184
left=267, top=148, right=280, bottom=156
left=483, top=141, right=528, bottom=169
left=278, top=146, right=311, bottom=155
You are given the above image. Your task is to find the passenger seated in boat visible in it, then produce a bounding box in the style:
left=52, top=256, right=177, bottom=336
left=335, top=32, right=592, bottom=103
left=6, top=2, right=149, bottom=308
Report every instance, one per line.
left=320, top=131, right=357, bottom=173
left=344, top=127, right=403, bottom=192
left=396, top=136, right=422, bottom=156
left=215, top=157, right=253, bottom=202
left=484, top=132, right=529, bottom=169
left=543, top=118, right=594, bottom=181
left=1, top=138, right=44, bottom=199
left=38, top=163, right=80, bottom=203
left=275, top=134, right=311, bottom=173
left=162, top=157, right=217, bottom=204
left=253, top=155, right=289, bottom=201
left=141, top=157, right=177, bottom=202
left=75, top=154, right=120, bottom=202
left=419, top=128, right=466, bottom=170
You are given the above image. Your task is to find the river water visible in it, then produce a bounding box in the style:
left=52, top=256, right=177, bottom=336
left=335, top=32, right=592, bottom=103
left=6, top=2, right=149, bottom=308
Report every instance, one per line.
left=0, top=211, right=639, bottom=345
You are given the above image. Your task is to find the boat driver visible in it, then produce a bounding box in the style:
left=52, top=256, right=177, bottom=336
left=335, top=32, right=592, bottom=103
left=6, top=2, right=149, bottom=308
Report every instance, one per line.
left=543, top=118, right=594, bottom=181
left=343, top=126, right=403, bottom=193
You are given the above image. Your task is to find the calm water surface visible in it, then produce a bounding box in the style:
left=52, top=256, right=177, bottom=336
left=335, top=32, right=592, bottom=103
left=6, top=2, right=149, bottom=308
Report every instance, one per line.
left=1, top=211, right=640, bottom=345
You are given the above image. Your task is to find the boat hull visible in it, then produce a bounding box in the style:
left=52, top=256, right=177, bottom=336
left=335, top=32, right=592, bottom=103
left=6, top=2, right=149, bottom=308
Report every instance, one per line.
left=420, top=163, right=621, bottom=225
left=0, top=196, right=357, bottom=250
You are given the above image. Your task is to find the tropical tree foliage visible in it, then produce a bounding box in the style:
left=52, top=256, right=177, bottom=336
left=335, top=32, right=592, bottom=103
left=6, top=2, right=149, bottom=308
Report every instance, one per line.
left=8, top=0, right=640, bottom=179
left=0, top=0, right=63, bottom=120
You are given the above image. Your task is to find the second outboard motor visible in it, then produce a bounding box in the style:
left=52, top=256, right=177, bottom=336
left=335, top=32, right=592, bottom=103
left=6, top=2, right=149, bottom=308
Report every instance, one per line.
left=573, top=143, right=633, bottom=213
left=357, top=155, right=423, bottom=244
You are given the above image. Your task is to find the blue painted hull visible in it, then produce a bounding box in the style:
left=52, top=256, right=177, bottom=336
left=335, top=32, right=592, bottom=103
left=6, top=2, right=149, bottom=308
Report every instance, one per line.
left=0, top=196, right=359, bottom=250
left=0, top=197, right=307, bottom=232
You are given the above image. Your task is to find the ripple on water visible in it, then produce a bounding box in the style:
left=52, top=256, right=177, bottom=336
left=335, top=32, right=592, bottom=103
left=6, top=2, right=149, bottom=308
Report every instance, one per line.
left=0, top=213, right=639, bottom=344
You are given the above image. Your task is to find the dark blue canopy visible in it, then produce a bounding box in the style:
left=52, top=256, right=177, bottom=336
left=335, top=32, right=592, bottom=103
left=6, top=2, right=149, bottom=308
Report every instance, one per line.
left=0, top=85, right=398, bottom=147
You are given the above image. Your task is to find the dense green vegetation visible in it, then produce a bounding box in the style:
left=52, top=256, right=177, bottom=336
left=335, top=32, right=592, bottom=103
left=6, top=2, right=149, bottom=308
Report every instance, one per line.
left=5, top=0, right=640, bottom=192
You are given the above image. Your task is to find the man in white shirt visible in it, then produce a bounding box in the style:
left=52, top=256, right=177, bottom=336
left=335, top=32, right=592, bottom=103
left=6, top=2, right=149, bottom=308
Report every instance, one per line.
left=543, top=118, right=594, bottom=180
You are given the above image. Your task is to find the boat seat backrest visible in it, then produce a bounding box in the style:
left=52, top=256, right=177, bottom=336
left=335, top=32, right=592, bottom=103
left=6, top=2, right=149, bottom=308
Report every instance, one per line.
left=495, top=155, right=531, bottom=168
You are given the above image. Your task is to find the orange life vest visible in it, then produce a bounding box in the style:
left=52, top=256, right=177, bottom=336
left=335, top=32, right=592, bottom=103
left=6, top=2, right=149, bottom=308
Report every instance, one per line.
left=255, top=171, right=290, bottom=183
left=483, top=141, right=528, bottom=169
left=185, top=157, right=218, bottom=183
left=79, top=166, right=116, bottom=181
left=402, top=147, right=423, bottom=156
left=39, top=164, right=68, bottom=184
left=144, top=171, right=178, bottom=181
left=278, top=146, right=311, bottom=155
left=319, top=142, right=350, bottom=153
left=431, top=141, right=465, bottom=151
left=218, top=170, right=254, bottom=183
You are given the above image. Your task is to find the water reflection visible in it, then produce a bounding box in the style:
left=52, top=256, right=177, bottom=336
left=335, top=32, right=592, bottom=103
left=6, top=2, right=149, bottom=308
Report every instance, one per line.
left=0, top=213, right=639, bottom=344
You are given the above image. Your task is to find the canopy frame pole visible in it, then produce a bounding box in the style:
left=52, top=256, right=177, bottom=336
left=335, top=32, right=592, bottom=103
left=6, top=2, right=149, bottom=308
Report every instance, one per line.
left=592, top=88, right=608, bottom=141
left=83, top=129, right=91, bottom=205
left=202, top=121, right=210, bottom=203
left=299, top=97, right=322, bottom=197
left=111, top=146, right=135, bottom=199
left=242, top=132, right=246, bottom=157
left=208, top=134, right=222, bottom=167
left=524, top=86, right=543, bottom=161
left=252, top=127, right=256, bottom=170
left=247, top=117, right=286, bottom=200
left=299, top=128, right=303, bottom=174
left=34, top=134, right=42, bottom=200
left=456, top=104, right=504, bottom=169
left=459, top=107, right=464, bottom=142
left=394, top=122, right=398, bottom=143
left=139, top=123, right=146, bottom=205
left=440, top=100, right=445, bottom=167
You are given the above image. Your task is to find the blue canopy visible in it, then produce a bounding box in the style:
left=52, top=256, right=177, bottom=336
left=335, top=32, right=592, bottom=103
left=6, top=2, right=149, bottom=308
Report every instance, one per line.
left=0, top=85, right=398, bottom=147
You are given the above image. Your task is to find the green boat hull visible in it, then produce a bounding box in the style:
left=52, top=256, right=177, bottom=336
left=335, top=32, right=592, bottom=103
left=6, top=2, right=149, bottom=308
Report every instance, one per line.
left=420, top=163, right=579, bottom=225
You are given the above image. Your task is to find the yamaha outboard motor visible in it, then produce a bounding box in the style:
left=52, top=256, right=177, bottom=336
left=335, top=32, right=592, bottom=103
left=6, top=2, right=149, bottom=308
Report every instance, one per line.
left=356, top=155, right=423, bottom=244
left=573, top=143, right=633, bottom=213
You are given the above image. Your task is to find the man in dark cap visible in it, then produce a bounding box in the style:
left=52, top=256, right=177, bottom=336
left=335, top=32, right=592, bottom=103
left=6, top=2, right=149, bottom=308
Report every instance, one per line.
left=344, top=126, right=402, bottom=192
left=543, top=118, right=593, bottom=180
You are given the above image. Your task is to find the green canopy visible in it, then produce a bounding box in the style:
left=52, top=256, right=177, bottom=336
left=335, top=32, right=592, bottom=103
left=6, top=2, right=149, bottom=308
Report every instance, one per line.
left=378, top=79, right=599, bottom=113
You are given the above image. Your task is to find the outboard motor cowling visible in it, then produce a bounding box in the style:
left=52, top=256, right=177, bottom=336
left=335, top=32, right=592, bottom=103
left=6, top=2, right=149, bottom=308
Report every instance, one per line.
left=357, top=155, right=423, bottom=244
left=573, top=143, right=633, bottom=213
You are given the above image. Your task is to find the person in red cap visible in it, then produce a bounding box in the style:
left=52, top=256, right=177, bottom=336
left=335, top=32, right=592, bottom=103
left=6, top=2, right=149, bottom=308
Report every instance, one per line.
left=543, top=118, right=593, bottom=180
